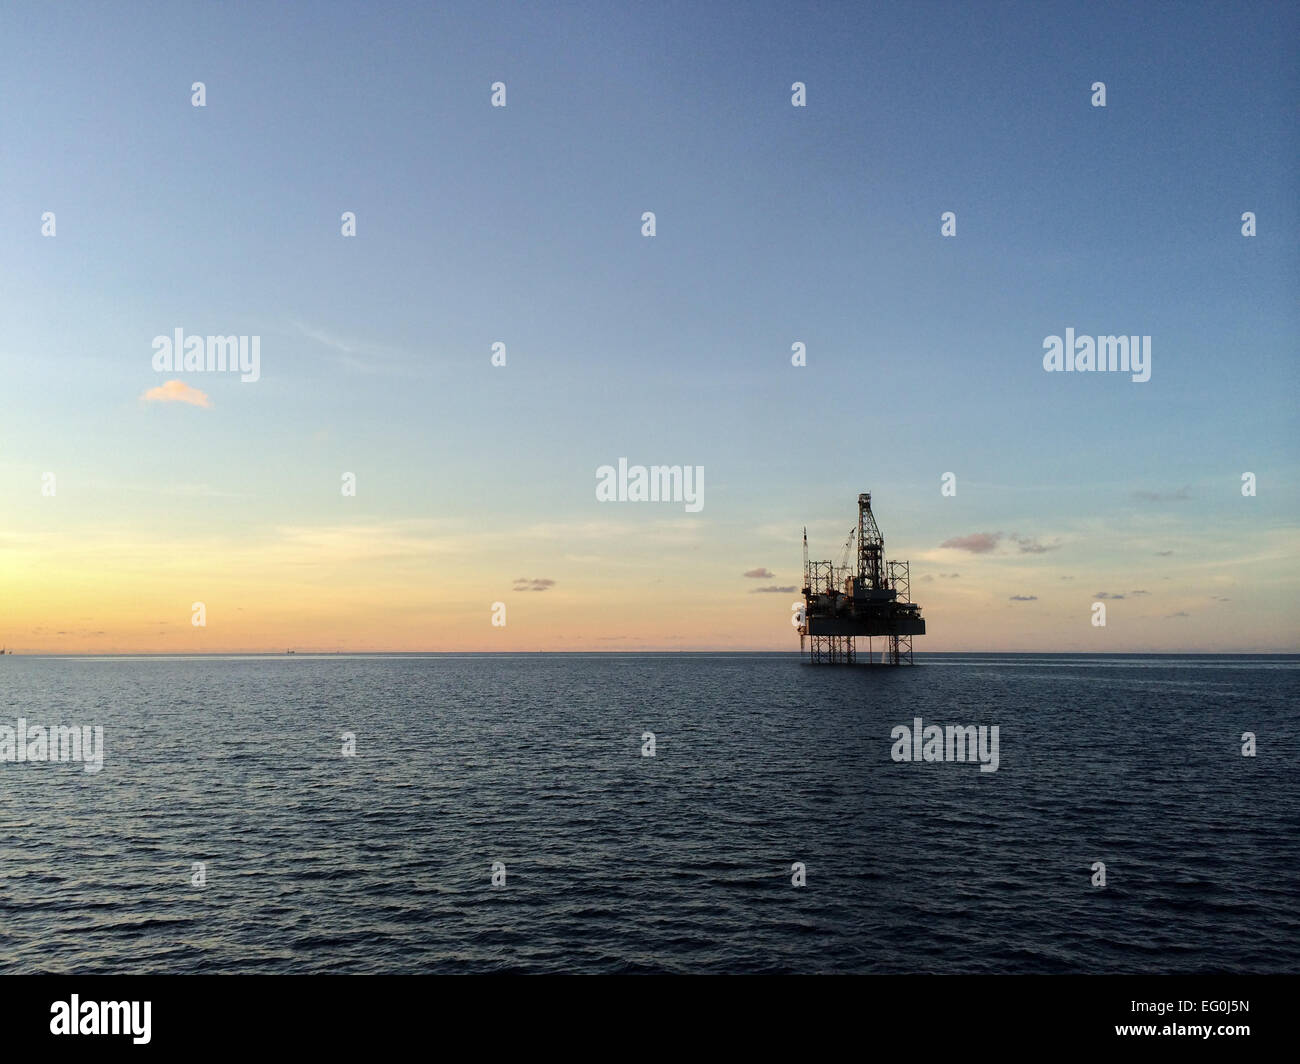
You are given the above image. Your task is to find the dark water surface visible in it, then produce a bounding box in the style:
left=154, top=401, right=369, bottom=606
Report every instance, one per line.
left=1, top=653, right=1297, bottom=973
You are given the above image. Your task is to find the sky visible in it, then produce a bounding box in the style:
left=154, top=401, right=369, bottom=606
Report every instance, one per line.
left=0, top=0, right=1296, bottom=653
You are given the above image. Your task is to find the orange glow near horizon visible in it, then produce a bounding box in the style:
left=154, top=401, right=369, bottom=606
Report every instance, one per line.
left=3, top=515, right=1295, bottom=654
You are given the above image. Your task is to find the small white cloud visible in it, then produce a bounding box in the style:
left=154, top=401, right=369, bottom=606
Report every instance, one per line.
left=140, top=379, right=212, bottom=408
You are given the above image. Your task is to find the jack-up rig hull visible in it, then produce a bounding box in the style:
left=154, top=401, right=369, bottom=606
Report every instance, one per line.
left=798, top=492, right=925, bottom=665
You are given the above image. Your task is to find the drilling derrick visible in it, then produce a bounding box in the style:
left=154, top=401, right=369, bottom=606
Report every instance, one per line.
left=797, top=492, right=925, bottom=665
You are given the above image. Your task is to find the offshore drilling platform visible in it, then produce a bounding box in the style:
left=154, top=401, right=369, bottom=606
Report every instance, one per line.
left=797, top=492, right=925, bottom=665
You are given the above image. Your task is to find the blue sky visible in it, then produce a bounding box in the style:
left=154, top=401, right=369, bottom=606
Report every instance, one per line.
left=1, top=1, right=1296, bottom=651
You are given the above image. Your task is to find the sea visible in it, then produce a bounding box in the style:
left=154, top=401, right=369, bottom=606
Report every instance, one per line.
left=1, top=652, right=1297, bottom=974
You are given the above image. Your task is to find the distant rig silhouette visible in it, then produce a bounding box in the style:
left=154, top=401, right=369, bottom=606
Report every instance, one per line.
left=798, top=492, right=925, bottom=665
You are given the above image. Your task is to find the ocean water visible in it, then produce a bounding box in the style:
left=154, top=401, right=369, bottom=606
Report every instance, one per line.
left=1, top=652, right=1297, bottom=974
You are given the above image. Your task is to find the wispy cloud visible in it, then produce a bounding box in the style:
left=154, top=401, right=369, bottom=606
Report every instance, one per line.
left=295, top=322, right=360, bottom=355
left=743, top=568, right=774, bottom=578
left=118, top=481, right=243, bottom=498
left=751, top=585, right=796, bottom=594
left=523, top=519, right=704, bottom=545
left=1134, top=486, right=1191, bottom=502
left=1011, top=534, right=1059, bottom=554
left=513, top=578, right=555, bottom=592
left=1009, top=595, right=1038, bottom=601
left=940, top=532, right=1002, bottom=553
left=140, top=380, right=211, bottom=408
left=941, top=531, right=1059, bottom=554
left=291, top=320, right=423, bottom=376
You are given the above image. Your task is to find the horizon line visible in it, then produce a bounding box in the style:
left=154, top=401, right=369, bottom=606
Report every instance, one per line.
left=4, top=650, right=1298, bottom=659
